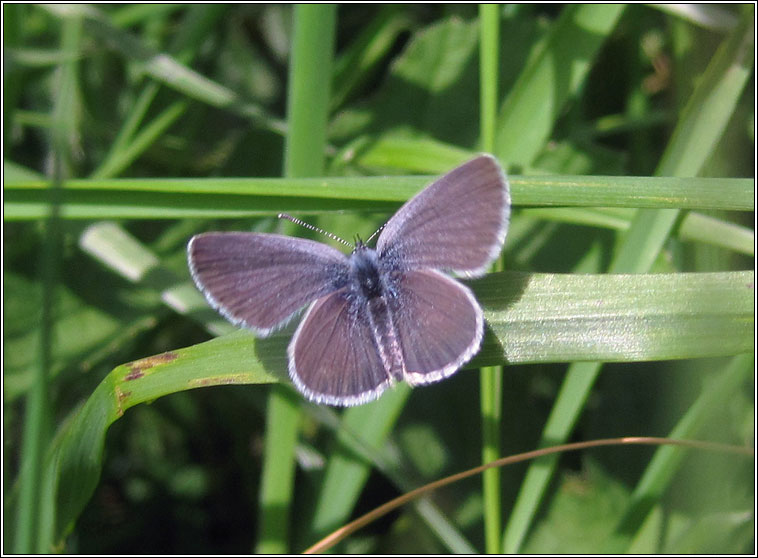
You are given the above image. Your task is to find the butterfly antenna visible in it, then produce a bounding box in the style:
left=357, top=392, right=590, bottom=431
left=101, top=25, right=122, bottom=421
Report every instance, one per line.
left=365, top=222, right=386, bottom=245
left=278, top=213, right=354, bottom=248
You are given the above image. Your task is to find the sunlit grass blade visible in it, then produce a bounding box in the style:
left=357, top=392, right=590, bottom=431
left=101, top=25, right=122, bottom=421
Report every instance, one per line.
left=476, top=270, right=753, bottom=364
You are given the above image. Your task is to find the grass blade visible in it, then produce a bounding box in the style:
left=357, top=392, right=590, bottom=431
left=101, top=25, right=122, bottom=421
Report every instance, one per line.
left=257, top=6, right=337, bottom=554
left=5, top=174, right=753, bottom=220
left=479, top=4, right=503, bottom=553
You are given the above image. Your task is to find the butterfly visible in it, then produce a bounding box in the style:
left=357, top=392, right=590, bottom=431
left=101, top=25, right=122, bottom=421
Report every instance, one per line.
left=188, top=155, right=510, bottom=406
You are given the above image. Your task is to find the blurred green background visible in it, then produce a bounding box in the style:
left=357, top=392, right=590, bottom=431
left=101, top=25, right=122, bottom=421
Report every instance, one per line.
left=3, top=4, right=754, bottom=554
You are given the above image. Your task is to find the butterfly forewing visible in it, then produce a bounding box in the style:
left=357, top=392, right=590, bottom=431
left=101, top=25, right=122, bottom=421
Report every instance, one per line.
left=188, top=232, right=349, bottom=336
left=377, top=155, right=510, bottom=276
left=289, top=289, right=393, bottom=406
left=388, top=269, right=484, bottom=385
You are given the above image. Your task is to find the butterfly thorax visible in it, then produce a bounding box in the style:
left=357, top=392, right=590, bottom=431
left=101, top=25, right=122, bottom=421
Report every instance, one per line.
left=350, top=242, right=385, bottom=300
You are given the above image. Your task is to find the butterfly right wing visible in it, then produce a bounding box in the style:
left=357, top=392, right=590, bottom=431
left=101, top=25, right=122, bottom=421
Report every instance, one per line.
left=376, top=155, right=510, bottom=277
left=188, top=232, right=350, bottom=336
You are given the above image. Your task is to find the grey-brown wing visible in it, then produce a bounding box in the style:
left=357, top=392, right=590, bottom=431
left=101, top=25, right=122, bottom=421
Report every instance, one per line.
left=288, top=289, right=392, bottom=406
left=389, top=269, right=484, bottom=385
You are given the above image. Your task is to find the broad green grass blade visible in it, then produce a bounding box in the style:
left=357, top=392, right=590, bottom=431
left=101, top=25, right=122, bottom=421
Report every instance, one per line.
left=476, top=271, right=753, bottom=364
left=40, top=268, right=753, bottom=544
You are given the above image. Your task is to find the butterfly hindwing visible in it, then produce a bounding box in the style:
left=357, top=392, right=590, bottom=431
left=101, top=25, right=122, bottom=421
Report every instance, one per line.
left=388, top=269, right=484, bottom=385
left=288, top=289, right=393, bottom=406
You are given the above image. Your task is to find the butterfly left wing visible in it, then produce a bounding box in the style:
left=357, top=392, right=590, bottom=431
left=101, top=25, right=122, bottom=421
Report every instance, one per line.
left=288, top=288, right=393, bottom=406
left=387, top=269, right=484, bottom=385
left=188, top=232, right=349, bottom=336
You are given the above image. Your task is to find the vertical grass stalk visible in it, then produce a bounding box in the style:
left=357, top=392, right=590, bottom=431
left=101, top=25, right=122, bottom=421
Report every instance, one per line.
left=256, top=5, right=337, bottom=554
left=13, top=12, right=82, bottom=553
left=478, top=3, right=504, bottom=554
